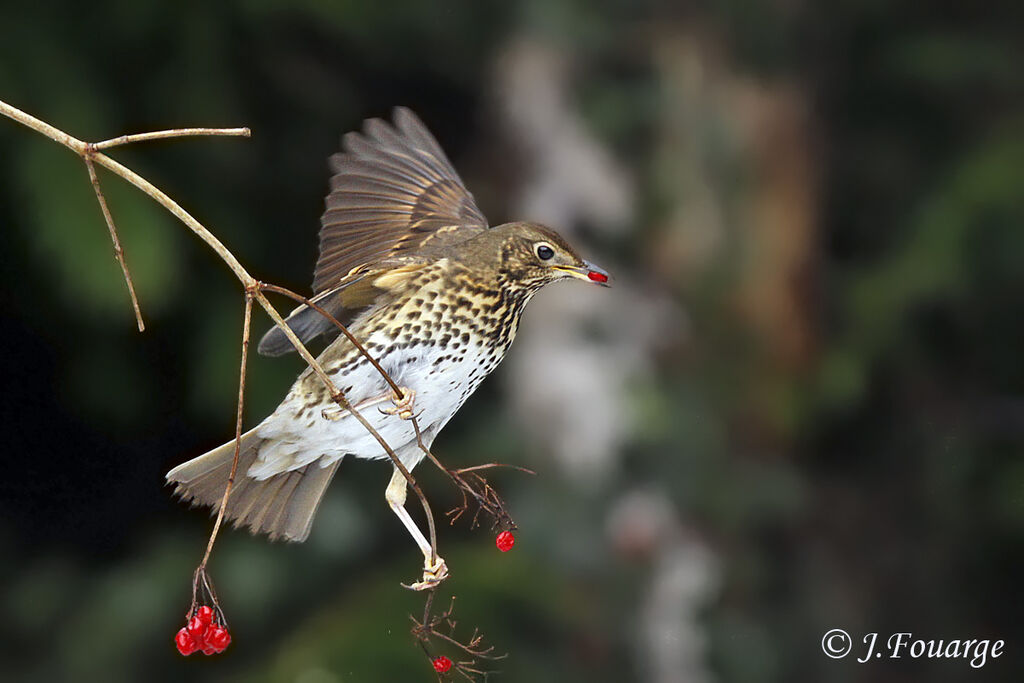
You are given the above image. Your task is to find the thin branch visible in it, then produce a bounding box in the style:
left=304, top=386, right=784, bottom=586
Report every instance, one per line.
left=83, top=157, right=145, bottom=331
left=0, top=99, right=251, bottom=283
left=200, top=292, right=254, bottom=568
left=93, top=127, right=250, bottom=150
left=455, top=463, right=535, bottom=476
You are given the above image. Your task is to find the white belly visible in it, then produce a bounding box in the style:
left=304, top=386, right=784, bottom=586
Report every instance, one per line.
left=247, top=334, right=500, bottom=479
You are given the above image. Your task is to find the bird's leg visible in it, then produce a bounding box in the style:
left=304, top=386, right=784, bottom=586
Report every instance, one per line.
left=385, top=466, right=448, bottom=590
left=381, top=386, right=416, bottom=420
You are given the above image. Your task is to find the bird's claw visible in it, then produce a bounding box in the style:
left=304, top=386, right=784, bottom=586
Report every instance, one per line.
left=381, top=387, right=416, bottom=420
left=321, top=405, right=343, bottom=421
left=402, top=555, right=449, bottom=591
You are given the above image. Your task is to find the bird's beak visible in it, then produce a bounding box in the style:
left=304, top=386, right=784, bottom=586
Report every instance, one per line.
left=556, top=260, right=611, bottom=286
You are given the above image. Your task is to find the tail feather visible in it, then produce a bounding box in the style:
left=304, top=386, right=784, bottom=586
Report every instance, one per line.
left=166, top=426, right=340, bottom=542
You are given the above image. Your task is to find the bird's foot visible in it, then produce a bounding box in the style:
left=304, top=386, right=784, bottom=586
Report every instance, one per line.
left=402, top=554, right=449, bottom=591
left=381, top=387, right=416, bottom=420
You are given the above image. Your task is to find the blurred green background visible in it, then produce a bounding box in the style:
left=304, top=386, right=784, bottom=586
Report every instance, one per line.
left=1, top=1, right=1022, bottom=682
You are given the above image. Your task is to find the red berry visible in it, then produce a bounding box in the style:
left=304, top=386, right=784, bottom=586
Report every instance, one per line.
left=206, top=625, right=232, bottom=652
left=432, top=655, right=453, bottom=673
left=187, top=615, right=209, bottom=643
left=201, top=643, right=218, bottom=656
left=175, top=627, right=197, bottom=656
left=587, top=270, right=608, bottom=283
left=496, top=530, right=515, bottom=552
left=195, top=605, right=215, bottom=625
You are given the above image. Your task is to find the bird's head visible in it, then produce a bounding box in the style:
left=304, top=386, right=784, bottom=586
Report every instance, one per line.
left=490, top=222, right=609, bottom=292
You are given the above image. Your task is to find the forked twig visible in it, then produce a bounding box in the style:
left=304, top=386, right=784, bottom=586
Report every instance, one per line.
left=189, top=565, right=228, bottom=628
left=412, top=593, right=507, bottom=681
left=409, top=414, right=533, bottom=532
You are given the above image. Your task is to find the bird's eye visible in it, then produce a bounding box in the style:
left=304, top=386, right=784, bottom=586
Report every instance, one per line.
left=535, top=243, right=555, bottom=260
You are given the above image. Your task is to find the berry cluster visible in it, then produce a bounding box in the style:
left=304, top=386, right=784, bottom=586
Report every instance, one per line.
left=495, top=530, right=515, bottom=552
left=432, top=655, right=453, bottom=673
left=175, top=605, right=231, bottom=656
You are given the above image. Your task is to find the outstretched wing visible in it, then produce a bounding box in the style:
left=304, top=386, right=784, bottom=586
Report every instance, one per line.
left=259, top=107, right=487, bottom=357
left=313, top=106, right=488, bottom=293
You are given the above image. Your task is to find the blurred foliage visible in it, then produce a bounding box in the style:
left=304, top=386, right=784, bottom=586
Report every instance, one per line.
left=1, top=1, right=1022, bottom=682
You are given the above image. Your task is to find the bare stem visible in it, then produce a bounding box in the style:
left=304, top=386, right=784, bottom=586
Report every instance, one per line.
left=93, top=127, right=250, bottom=150
left=83, top=157, right=145, bottom=331
left=200, top=293, right=254, bottom=568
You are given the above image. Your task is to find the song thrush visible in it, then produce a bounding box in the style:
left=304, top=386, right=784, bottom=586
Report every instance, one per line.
left=167, top=107, right=608, bottom=589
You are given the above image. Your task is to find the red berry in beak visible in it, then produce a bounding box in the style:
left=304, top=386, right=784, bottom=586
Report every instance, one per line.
left=495, top=530, right=515, bottom=552
left=175, top=627, right=198, bottom=656
left=587, top=270, right=608, bottom=283
left=432, top=655, right=453, bottom=673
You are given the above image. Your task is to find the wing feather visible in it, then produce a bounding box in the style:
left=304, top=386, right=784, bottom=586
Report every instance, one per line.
left=312, top=107, right=487, bottom=293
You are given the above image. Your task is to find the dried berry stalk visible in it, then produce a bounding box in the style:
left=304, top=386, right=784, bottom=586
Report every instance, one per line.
left=412, top=593, right=507, bottom=681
